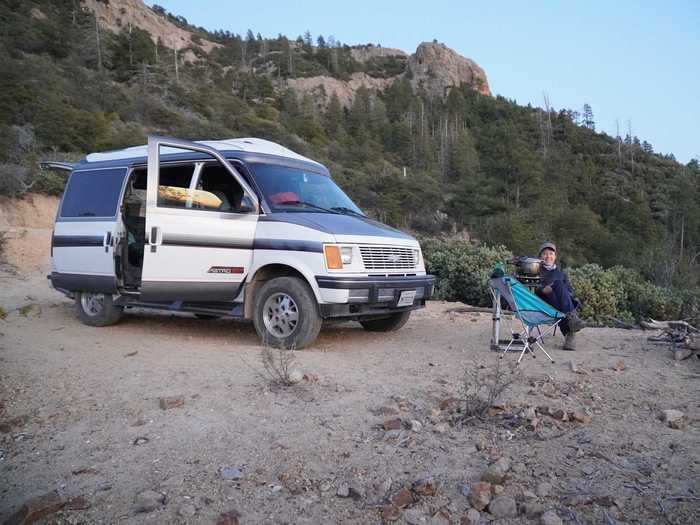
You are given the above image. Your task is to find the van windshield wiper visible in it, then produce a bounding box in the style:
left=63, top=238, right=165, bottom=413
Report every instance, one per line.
left=330, top=206, right=366, bottom=217
left=275, top=200, right=337, bottom=213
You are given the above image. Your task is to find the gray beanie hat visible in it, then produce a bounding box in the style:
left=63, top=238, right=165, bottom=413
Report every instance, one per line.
left=539, top=241, right=557, bottom=255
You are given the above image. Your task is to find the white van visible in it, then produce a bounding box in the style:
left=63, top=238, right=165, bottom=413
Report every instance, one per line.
left=47, top=136, right=434, bottom=348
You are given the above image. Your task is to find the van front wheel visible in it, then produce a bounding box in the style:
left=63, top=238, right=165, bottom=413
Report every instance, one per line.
left=359, top=311, right=411, bottom=332
left=253, top=277, right=321, bottom=349
left=75, top=292, right=123, bottom=327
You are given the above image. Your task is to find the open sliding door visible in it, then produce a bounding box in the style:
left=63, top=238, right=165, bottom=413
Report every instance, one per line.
left=140, top=136, right=260, bottom=302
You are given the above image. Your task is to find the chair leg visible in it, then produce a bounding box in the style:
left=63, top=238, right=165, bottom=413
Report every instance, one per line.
left=535, top=340, right=555, bottom=363
left=516, top=342, right=531, bottom=364
left=500, top=338, right=516, bottom=359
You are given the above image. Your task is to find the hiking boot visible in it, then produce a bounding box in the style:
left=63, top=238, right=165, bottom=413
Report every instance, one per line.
left=563, top=333, right=577, bottom=351
left=566, top=311, right=585, bottom=333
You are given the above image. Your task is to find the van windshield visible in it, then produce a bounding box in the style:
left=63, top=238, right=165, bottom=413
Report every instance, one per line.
left=251, top=163, right=364, bottom=215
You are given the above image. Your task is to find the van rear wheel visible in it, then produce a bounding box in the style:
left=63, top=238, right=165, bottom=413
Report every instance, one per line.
left=360, top=311, right=411, bottom=332
left=253, top=277, right=321, bottom=350
left=75, top=292, right=123, bottom=327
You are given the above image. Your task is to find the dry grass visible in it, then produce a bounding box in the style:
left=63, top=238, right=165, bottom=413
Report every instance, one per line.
left=459, top=359, right=520, bottom=421
left=260, top=345, right=299, bottom=387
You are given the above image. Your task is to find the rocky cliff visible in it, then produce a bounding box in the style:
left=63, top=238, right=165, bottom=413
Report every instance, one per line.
left=81, top=0, right=221, bottom=62
left=286, top=42, right=490, bottom=107
left=409, top=42, right=490, bottom=97
left=80, top=1, right=490, bottom=102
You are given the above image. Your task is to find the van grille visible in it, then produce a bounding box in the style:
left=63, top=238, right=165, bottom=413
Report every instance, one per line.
left=359, top=245, right=417, bottom=270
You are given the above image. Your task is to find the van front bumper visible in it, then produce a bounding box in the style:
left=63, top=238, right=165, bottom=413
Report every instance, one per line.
left=316, top=274, right=435, bottom=319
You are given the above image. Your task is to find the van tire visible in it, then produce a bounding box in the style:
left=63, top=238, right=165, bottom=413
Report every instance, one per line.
left=253, top=276, right=321, bottom=350
left=75, top=292, right=123, bottom=327
left=359, top=311, right=411, bottom=332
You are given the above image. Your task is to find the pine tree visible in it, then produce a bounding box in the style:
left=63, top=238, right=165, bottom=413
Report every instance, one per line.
left=582, top=103, right=595, bottom=131
left=324, top=93, right=344, bottom=134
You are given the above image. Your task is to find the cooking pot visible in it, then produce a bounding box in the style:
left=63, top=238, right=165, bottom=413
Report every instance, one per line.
left=513, top=256, right=541, bottom=276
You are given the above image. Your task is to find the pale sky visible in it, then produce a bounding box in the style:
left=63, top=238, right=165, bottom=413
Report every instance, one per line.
left=148, top=1, right=699, bottom=163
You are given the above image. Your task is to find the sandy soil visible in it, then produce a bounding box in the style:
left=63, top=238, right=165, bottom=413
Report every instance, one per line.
left=0, top=198, right=699, bottom=524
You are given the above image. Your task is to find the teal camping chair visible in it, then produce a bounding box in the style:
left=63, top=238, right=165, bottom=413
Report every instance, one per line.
left=489, top=272, right=566, bottom=364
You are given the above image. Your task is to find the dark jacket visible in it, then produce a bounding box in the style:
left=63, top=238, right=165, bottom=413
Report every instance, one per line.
left=538, top=265, right=572, bottom=292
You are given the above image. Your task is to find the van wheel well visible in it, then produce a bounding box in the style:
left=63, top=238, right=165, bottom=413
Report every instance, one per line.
left=244, top=265, right=310, bottom=318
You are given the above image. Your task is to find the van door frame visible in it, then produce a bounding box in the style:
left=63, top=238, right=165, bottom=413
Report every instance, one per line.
left=140, top=135, right=261, bottom=302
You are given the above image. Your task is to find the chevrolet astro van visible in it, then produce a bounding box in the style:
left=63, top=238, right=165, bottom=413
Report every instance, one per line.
left=47, top=136, right=434, bottom=348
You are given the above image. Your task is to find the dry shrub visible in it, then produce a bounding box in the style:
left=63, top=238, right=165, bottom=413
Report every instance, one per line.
left=260, top=345, right=298, bottom=387
left=460, top=359, right=520, bottom=421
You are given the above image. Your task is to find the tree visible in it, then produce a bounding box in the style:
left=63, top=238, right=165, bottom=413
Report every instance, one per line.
left=348, top=86, right=371, bottom=140
left=582, top=103, right=595, bottom=131
left=109, top=25, right=156, bottom=81
left=324, top=93, right=344, bottom=134
left=302, top=30, right=313, bottom=55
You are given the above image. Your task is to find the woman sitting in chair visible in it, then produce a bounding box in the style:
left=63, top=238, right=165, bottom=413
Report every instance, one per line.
left=536, top=242, right=584, bottom=351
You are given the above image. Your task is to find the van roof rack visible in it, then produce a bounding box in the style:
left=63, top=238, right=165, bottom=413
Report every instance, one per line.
left=39, top=161, right=76, bottom=172
left=82, top=137, right=319, bottom=166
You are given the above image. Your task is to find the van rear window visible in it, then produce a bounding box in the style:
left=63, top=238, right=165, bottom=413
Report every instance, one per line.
left=60, top=168, right=126, bottom=218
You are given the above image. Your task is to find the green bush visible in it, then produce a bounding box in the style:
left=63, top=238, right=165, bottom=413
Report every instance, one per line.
left=567, top=264, right=686, bottom=323
left=568, top=264, right=629, bottom=322
left=423, top=241, right=699, bottom=325
left=608, top=266, right=681, bottom=321
left=422, top=240, right=512, bottom=306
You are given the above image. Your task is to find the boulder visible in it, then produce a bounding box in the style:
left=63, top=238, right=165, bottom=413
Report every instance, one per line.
left=481, top=457, right=511, bottom=484
left=468, top=481, right=492, bottom=511
left=488, top=496, right=517, bottom=518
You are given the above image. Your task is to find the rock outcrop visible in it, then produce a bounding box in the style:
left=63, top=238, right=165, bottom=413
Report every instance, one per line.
left=285, top=42, right=490, bottom=107
left=80, top=2, right=489, bottom=102
left=285, top=73, right=397, bottom=108
left=349, top=45, right=407, bottom=63
left=81, top=0, right=221, bottom=62
left=409, top=42, right=490, bottom=97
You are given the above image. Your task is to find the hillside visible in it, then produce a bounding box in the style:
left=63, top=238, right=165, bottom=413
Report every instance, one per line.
left=0, top=0, right=698, bottom=289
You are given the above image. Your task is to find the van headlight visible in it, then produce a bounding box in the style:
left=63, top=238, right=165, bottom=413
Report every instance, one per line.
left=324, top=244, right=354, bottom=270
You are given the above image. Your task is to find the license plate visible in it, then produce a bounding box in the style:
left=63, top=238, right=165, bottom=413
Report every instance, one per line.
left=397, top=290, right=416, bottom=307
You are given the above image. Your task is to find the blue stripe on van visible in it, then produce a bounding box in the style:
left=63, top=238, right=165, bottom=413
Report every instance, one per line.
left=52, top=235, right=104, bottom=247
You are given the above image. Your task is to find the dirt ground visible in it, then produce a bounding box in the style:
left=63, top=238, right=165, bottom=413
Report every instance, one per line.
left=1, top=197, right=699, bottom=524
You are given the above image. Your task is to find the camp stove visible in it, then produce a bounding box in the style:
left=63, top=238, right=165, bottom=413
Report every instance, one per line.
left=510, top=256, right=542, bottom=288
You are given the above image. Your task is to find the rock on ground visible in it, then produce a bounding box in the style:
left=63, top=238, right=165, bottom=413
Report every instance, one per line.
left=468, top=481, right=492, bottom=511
left=541, top=510, right=563, bottom=525
left=488, top=495, right=517, bottom=519
left=4, top=491, right=65, bottom=525
left=461, top=508, right=480, bottom=525
left=481, top=456, right=511, bottom=484
left=661, top=409, right=687, bottom=429
left=133, top=490, right=165, bottom=513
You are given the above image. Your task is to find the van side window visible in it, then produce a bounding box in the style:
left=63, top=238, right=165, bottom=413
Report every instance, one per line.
left=195, top=164, right=245, bottom=213
left=60, top=168, right=126, bottom=218
left=157, top=164, right=196, bottom=209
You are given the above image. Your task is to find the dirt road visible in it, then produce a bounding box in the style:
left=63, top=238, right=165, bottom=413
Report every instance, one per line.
left=1, top=267, right=699, bottom=524
left=1, top=196, right=699, bottom=523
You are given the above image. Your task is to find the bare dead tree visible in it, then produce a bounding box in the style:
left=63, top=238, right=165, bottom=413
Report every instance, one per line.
left=627, top=119, right=634, bottom=173
left=173, top=48, right=179, bottom=83
left=94, top=13, right=102, bottom=71
left=616, top=119, right=622, bottom=167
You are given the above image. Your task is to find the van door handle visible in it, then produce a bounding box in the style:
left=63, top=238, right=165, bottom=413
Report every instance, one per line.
left=150, top=226, right=161, bottom=252
left=103, top=232, right=112, bottom=253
